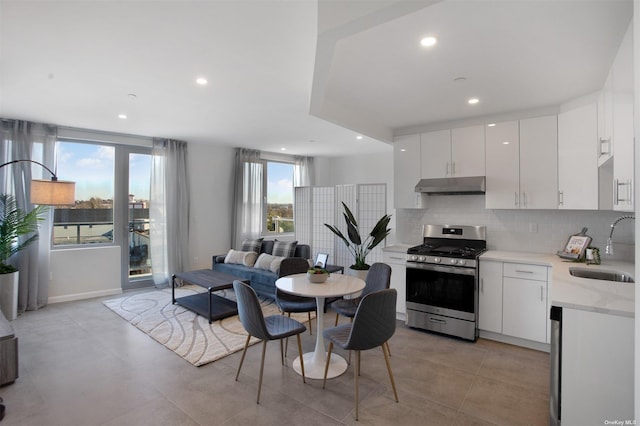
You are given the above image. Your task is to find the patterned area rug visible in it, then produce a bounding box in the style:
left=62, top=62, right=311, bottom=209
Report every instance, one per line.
left=103, top=285, right=313, bottom=367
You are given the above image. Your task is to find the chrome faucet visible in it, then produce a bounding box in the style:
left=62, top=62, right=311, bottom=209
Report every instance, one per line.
left=605, top=215, right=635, bottom=255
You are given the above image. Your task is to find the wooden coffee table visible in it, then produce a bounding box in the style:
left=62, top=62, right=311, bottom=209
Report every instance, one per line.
left=171, top=269, right=248, bottom=323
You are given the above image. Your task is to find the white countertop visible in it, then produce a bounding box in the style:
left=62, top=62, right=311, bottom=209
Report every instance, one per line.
left=382, top=243, right=413, bottom=253
left=481, top=251, right=635, bottom=317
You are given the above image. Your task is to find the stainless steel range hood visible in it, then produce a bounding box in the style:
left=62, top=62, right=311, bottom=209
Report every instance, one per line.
left=415, top=176, right=486, bottom=195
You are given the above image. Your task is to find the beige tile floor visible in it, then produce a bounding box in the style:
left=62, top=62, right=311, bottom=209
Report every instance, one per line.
left=0, top=290, right=549, bottom=425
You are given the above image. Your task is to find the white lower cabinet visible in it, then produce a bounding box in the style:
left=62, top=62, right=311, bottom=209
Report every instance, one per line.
left=478, top=260, right=503, bottom=333
left=383, top=251, right=406, bottom=317
left=560, top=308, right=634, bottom=425
left=478, top=260, right=550, bottom=344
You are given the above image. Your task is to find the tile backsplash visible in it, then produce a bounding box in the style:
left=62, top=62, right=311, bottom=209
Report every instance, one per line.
left=395, top=195, right=635, bottom=262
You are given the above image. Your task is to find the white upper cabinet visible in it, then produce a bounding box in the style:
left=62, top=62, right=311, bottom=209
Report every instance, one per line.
left=393, top=134, right=424, bottom=208
left=421, top=125, right=485, bottom=178
left=420, top=129, right=451, bottom=178
left=558, top=102, right=599, bottom=210
left=597, top=69, right=614, bottom=165
left=485, top=121, right=520, bottom=209
left=519, top=115, right=558, bottom=209
left=612, top=22, right=634, bottom=211
left=451, top=125, right=485, bottom=177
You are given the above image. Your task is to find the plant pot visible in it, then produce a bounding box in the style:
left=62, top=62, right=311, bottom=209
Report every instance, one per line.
left=306, top=272, right=329, bottom=283
left=346, top=267, right=368, bottom=281
left=0, top=271, right=18, bottom=320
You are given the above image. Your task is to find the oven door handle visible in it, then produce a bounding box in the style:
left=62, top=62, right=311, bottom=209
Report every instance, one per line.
left=406, top=263, right=476, bottom=276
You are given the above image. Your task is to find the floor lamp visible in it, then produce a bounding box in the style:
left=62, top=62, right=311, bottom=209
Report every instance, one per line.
left=0, top=159, right=75, bottom=206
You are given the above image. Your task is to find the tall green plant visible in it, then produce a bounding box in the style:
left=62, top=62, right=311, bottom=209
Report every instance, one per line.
left=324, top=202, right=391, bottom=270
left=0, top=194, right=48, bottom=274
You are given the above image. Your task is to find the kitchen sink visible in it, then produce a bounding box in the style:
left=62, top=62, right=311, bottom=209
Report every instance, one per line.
left=569, top=267, right=634, bottom=283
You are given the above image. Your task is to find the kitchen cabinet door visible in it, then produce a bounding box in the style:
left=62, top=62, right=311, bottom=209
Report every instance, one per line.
left=502, top=276, right=547, bottom=343
left=485, top=121, right=520, bottom=209
left=478, top=260, right=503, bottom=334
left=561, top=308, right=634, bottom=425
left=451, top=125, right=485, bottom=177
left=383, top=251, right=407, bottom=316
left=557, top=102, right=598, bottom=210
left=420, top=129, right=451, bottom=178
left=519, top=115, right=558, bottom=209
left=612, top=23, right=634, bottom=211
left=394, top=134, right=424, bottom=208
left=597, top=70, right=614, bottom=166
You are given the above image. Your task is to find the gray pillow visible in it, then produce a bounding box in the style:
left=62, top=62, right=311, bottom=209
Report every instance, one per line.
left=272, top=240, right=297, bottom=257
left=240, top=238, right=263, bottom=253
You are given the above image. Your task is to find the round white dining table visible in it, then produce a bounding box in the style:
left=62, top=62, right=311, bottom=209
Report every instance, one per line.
left=275, top=273, right=365, bottom=379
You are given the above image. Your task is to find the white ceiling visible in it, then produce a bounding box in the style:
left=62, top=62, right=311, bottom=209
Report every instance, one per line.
left=0, top=0, right=633, bottom=157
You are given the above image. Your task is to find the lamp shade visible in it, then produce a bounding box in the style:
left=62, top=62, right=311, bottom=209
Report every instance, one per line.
left=30, top=179, right=76, bottom=206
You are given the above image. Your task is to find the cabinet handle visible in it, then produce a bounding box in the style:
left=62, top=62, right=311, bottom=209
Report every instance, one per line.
left=446, top=162, right=450, bottom=176
left=599, top=137, right=611, bottom=156
left=522, top=192, right=527, bottom=207
left=540, top=285, right=544, bottom=302
left=451, top=161, right=456, bottom=176
left=514, top=192, right=518, bottom=207
left=628, top=179, right=633, bottom=206
left=480, top=278, right=484, bottom=293
left=515, top=270, right=534, bottom=274
left=558, top=191, right=564, bottom=206
left=389, top=256, right=403, bottom=260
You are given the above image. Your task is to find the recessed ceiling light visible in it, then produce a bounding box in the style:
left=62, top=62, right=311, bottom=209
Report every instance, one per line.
left=356, top=135, right=363, bottom=140
left=502, top=141, right=510, bottom=145
left=118, top=114, right=127, bottom=119
left=468, top=98, right=479, bottom=105
left=420, top=36, right=437, bottom=47
left=400, top=149, right=407, bottom=152
left=487, top=123, right=496, bottom=127
left=280, top=147, right=286, bottom=151
left=196, top=77, right=208, bottom=85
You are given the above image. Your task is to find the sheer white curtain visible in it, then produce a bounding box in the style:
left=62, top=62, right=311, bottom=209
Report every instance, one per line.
left=293, top=155, right=314, bottom=187
left=231, top=148, right=262, bottom=248
left=0, top=119, right=56, bottom=312
left=150, top=139, right=190, bottom=286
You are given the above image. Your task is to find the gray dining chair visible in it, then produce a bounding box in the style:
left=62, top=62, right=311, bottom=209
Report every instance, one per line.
left=276, top=257, right=317, bottom=335
left=233, top=280, right=307, bottom=404
left=322, top=288, right=399, bottom=420
left=330, top=262, right=392, bottom=326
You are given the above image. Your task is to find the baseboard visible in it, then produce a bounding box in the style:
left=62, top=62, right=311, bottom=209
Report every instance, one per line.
left=479, top=330, right=550, bottom=353
left=48, top=288, right=123, bottom=304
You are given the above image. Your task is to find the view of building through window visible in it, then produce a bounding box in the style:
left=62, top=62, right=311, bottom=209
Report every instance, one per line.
left=265, top=161, right=294, bottom=234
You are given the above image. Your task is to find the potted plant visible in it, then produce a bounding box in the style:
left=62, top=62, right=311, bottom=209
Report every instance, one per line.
left=306, top=266, right=330, bottom=283
left=324, top=202, right=391, bottom=276
left=0, top=194, right=48, bottom=319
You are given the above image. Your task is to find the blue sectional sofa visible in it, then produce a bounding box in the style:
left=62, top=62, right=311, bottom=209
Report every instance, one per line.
left=212, top=241, right=311, bottom=299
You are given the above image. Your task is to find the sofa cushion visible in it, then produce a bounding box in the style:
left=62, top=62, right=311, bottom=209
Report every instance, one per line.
left=272, top=240, right=297, bottom=257
left=224, top=249, right=258, bottom=267
left=261, top=240, right=274, bottom=255
left=240, top=238, right=263, bottom=254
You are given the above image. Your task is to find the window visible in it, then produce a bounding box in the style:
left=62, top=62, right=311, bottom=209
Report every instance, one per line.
left=53, top=141, right=115, bottom=246
left=264, top=161, right=294, bottom=235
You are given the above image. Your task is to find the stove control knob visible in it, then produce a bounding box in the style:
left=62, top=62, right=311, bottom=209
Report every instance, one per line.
left=450, top=258, right=457, bottom=265
left=418, top=256, right=426, bottom=262
left=433, top=257, right=441, bottom=263
left=458, top=259, right=466, bottom=266
left=409, top=255, right=417, bottom=261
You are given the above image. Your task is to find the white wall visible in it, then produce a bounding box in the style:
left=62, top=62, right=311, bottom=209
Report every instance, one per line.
left=48, top=143, right=236, bottom=302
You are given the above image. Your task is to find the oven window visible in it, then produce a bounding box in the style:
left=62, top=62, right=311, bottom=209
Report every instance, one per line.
left=406, top=267, right=475, bottom=313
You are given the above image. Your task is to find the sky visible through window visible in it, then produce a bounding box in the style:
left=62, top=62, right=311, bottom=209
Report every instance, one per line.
left=56, top=141, right=150, bottom=202
left=267, top=162, right=293, bottom=204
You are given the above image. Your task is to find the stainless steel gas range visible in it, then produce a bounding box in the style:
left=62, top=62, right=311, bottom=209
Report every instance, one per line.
left=405, top=224, right=487, bottom=341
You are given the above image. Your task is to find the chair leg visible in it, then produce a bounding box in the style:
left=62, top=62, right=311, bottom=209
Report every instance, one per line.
left=296, top=333, right=306, bottom=384
left=307, top=311, right=313, bottom=335
left=334, top=312, right=339, bottom=326
left=382, top=342, right=399, bottom=403
left=280, top=339, right=284, bottom=365
left=322, top=342, right=334, bottom=389
left=235, top=334, right=251, bottom=381
left=354, top=349, right=360, bottom=421
left=256, top=340, right=268, bottom=404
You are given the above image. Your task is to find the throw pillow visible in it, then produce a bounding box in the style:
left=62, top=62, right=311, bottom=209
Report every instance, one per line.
left=240, top=238, right=263, bottom=254
left=269, top=256, right=286, bottom=273
left=254, top=253, right=276, bottom=271
left=272, top=240, right=298, bottom=257
left=224, top=249, right=258, bottom=267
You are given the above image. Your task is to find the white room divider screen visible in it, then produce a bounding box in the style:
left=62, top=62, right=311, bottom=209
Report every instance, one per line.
left=294, top=183, right=387, bottom=271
